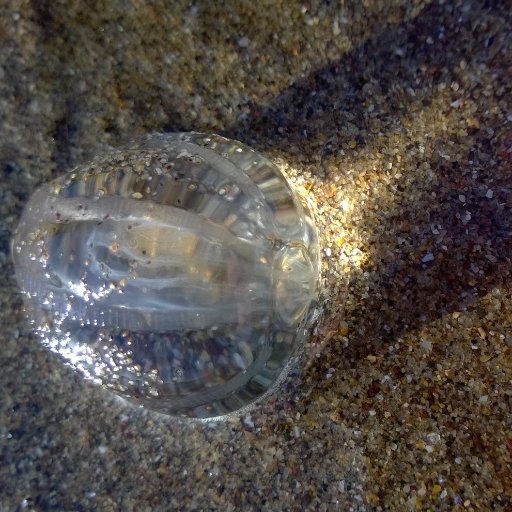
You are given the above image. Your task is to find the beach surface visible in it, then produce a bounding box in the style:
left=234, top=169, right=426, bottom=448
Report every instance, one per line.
left=1, top=1, right=511, bottom=510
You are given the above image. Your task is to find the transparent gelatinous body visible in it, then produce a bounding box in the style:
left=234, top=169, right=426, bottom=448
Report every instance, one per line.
left=12, top=133, right=320, bottom=418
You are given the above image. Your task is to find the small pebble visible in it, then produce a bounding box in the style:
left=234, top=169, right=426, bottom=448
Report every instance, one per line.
left=243, top=415, right=255, bottom=429
left=237, top=36, right=250, bottom=48
left=421, top=252, right=434, bottom=263
left=420, top=340, right=432, bottom=351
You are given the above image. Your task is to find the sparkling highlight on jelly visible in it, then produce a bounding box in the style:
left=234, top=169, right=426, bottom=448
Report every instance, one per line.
left=12, top=133, right=320, bottom=418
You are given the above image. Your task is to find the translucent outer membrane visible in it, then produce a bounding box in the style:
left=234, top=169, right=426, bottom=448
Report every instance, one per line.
left=12, top=133, right=320, bottom=418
